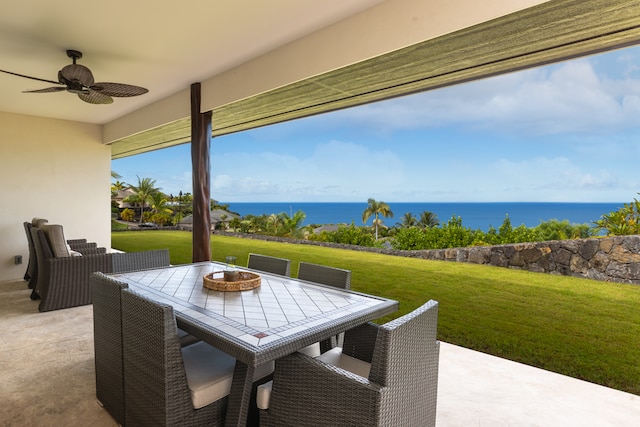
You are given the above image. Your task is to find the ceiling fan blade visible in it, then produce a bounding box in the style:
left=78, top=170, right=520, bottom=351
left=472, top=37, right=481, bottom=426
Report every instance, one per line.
left=91, top=82, right=148, bottom=97
left=23, top=87, right=67, bottom=93
left=0, top=69, right=62, bottom=86
left=59, top=64, right=94, bottom=87
left=78, top=89, right=113, bottom=104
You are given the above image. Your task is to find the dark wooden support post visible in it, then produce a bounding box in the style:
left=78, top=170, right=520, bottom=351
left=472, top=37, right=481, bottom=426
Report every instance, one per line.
left=191, top=82, right=212, bottom=262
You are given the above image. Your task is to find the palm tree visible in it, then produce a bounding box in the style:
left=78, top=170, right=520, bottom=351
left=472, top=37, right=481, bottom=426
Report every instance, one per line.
left=111, top=180, right=128, bottom=198
left=150, top=193, right=173, bottom=216
left=147, top=193, right=173, bottom=226
left=362, top=198, right=393, bottom=240
left=125, top=176, right=161, bottom=223
left=418, top=210, right=440, bottom=228
left=280, top=210, right=306, bottom=237
left=267, top=213, right=283, bottom=235
left=399, top=212, right=417, bottom=228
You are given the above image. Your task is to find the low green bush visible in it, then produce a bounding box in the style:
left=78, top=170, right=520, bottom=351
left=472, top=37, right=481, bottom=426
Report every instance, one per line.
left=392, top=216, right=595, bottom=250
left=309, top=223, right=381, bottom=247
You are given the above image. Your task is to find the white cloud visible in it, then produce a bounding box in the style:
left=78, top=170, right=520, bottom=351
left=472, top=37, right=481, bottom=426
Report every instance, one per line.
left=485, top=157, right=625, bottom=201
left=326, top=55, right=640, bottom=137
left=211, top=140, right=408, bottom=201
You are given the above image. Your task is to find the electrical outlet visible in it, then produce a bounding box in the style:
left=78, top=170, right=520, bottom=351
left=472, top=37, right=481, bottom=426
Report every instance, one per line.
left=14, top=255, right=22, bottom=265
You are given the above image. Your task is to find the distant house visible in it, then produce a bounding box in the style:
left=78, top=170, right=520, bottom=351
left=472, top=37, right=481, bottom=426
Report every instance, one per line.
left=179, top=209, right=240, bottom=230
left=313, top=224, right=342, bottom=234
left=112, top=188, right=136, bottom=209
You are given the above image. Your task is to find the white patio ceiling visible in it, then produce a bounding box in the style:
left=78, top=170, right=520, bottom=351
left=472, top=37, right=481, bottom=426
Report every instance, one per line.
left=1, top=0, right=639, bottom=159
left=0, top=0, right=384, bottom=125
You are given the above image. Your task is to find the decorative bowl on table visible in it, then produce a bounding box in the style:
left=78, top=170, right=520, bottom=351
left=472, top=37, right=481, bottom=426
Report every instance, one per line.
left=203, top=271, right=261, bottom=291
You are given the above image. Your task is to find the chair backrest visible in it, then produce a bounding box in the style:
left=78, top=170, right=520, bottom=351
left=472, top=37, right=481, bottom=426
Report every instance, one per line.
left=29, top=228, right=51, bottom=295
left=32, top=217, right=48, bottom=228
left=24, top=222, right=35, bottom=277
left=90, top=272, right=129, bottom=426
left=29, top=224, right=69, bottom=297
left=39, top=224, right=71, bottom=257
left=121, top=289, right=194, bottom=426
left=369, top=300, right=439, bottom=426
left=297, top=262, right=351, bottom=289
left=247, top=253, right=291, bottom=276
left=112, top=249, right=171, bottom=273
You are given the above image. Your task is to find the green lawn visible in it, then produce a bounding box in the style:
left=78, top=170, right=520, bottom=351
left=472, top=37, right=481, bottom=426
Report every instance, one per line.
left=112, top=230, right=640, bottom=395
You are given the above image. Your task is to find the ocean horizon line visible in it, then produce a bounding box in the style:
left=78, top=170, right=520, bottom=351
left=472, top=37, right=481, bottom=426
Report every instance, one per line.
left=222, top=201, right=625, bottom=204
left=221, top=201, right=623, bottom=232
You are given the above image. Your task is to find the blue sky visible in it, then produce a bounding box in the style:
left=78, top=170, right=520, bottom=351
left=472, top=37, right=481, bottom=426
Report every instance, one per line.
left=112, top=45, right=640, bottom=203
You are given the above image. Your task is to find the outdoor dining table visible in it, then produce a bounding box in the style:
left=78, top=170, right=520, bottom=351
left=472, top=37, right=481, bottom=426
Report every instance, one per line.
left=110, top=261, right=398, bottom=426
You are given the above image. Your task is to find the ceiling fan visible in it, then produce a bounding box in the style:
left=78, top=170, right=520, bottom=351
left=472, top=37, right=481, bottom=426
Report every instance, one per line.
left=0, top=50, right=148, bottom=104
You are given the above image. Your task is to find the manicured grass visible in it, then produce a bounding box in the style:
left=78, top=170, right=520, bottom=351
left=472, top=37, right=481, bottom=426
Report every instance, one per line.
left=112, top=230, right=640, bottom=395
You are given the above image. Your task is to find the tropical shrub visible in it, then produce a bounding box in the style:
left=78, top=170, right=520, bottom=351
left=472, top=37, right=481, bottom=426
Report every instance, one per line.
left=392, top=216, right=479, bottom=250
left=311, top=223, right=380, bottom=247
left=120, top=208, right=135, bottom=222
left=391, top=216, right=594, bottom=251
left=391, top=227, right=430, bottom=250
left=594, top=197, right=640, bottom=235
left=480, top=216, right=539, bottom=245
left=150, top=213, right=169, bottom=226
left=534, top=219, right=594, bottom=240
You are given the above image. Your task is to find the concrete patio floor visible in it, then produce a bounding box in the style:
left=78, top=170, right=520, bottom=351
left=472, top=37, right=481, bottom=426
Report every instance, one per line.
left=1, top=278, right=638, bottom=426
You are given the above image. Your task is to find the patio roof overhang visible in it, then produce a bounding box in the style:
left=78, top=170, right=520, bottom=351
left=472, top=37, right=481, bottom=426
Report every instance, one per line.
left=109, top=0, right=640, bottom=159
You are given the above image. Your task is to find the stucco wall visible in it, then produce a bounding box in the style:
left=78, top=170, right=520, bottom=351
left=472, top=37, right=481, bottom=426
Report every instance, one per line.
left=0, top=111, right=110, bottom=281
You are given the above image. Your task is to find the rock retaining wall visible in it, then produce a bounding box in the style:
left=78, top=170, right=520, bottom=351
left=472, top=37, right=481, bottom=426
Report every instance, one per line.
left=215, top=232, right=640, bottom=285
left=418, top=236, right=640, bottom=285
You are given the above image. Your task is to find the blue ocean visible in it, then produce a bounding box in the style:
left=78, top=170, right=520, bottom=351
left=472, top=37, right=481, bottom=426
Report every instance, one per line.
left=224, top=202, right=624, bottom=231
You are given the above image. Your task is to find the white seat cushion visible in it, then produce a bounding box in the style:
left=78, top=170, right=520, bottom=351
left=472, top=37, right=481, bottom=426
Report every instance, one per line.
left=256, top=381, right=273, bottom=410
left=257, top=347, right=371, bottom=410
left=315, top=347, right=371, bottom=378
left=182, top=342, right=274, bottom=409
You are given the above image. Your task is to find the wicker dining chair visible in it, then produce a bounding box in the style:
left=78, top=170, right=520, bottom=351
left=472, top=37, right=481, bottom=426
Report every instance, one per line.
left=91, top=273, right=204, bottom=426
left=258, top=300, right=440, bottom=427
left=91, top=273, right=129, bottom=426
left=297, top=262, right=351, bottom=290
left=121, top=289, right=274, bottom=426
left=121, top=289, right=230, bottom=426
left=247, top=253, right=291, bottom=276
left=297, top=262, right=352, bottom=355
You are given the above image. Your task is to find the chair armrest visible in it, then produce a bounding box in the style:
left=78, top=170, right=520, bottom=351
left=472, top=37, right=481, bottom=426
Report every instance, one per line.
left=261, top=352, right=383, bottom=426
left=74, top=246, right=107, bottom=255
left=66, top=238, right=88, bottom=246
left=341, top=322, right=379, bottom=363
left=69, top=241, right=97, bottom=249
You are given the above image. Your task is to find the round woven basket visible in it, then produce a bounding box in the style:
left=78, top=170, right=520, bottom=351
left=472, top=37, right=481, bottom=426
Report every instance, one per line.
left=203, top=271, right=261, bottom=291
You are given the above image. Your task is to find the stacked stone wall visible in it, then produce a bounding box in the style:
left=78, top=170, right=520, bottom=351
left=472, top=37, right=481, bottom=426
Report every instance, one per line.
left=214, top=231, right=640, bottom=285
left=417, top=236, right=640, bottom=285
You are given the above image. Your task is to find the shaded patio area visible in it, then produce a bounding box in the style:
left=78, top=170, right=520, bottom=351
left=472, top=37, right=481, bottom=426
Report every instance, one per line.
left=1, top=278, right=638, bottom=427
